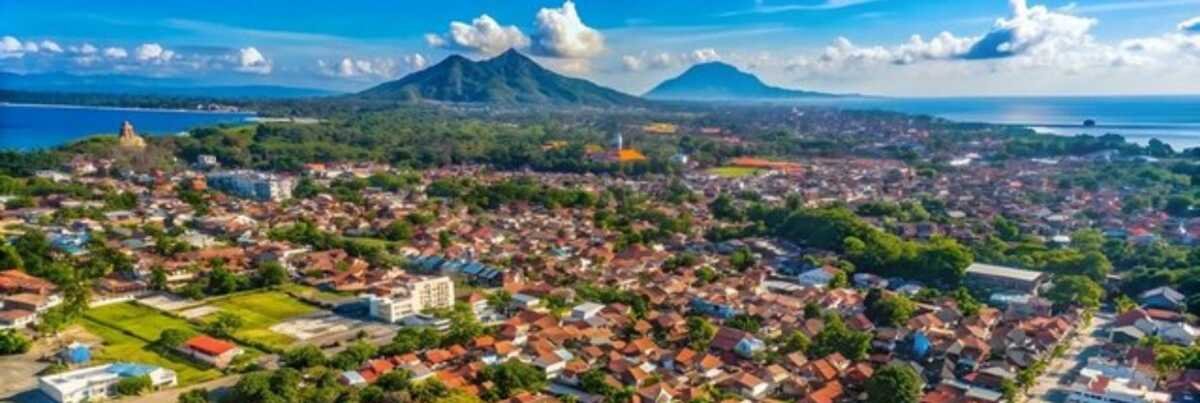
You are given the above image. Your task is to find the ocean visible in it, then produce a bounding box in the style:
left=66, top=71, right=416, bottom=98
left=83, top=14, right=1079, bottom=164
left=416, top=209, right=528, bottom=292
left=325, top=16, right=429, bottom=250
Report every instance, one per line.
left=795, top=95, right=1200, bottom=150
left=1, top=96, right=1198, bottom=150
left=0, top=103, right=254, bottom=150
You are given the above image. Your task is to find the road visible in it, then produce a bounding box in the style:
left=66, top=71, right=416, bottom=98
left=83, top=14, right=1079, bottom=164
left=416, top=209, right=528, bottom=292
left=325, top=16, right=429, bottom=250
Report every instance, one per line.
left=124, top=374, right=241, bottom=403
left=1026, top=310, right=1115, bottom=403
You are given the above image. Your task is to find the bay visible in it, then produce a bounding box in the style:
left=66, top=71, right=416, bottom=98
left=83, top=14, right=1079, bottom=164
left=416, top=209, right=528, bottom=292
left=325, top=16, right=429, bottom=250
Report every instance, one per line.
left=0, top=103, right=254, bottom=150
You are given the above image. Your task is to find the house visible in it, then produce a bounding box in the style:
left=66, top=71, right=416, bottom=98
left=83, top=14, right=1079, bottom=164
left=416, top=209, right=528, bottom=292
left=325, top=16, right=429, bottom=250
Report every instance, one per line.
left=723, top=372, right=769, bottom=399
left=796, top=267, right=840, bottom=288
left=964, top=263, right=1046, bottom=294
left=1069, top=371, right=1170, bottom=403
left=570, top=302, right=605, bottom=321
left=1139, top=286, right=1185, bottom=311
left=38, top=363, right=177, bottom=403
left=180, top=335, right=243, bottom=369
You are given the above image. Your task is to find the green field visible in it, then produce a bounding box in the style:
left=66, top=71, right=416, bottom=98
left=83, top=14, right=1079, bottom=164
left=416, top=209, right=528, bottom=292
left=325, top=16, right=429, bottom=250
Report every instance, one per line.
left=204, top=290, right=317, bottom=349
left=706, top=166, right=763, bottom=178
left=82, top=303, right=222, bottom=385
left=280, top=283, right=353, bottom=304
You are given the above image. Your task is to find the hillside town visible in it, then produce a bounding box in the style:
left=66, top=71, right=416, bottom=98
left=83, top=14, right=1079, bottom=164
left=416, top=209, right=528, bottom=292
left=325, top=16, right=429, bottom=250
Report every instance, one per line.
left=0, top=119, right=1195, bottom=403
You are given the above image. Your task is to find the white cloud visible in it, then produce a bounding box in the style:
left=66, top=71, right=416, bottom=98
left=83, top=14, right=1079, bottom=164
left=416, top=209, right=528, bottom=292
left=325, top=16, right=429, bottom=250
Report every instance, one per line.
left=1180, top=16, right=1200, bottom=32
left=531, top=1, right=605, bottom=59
left=718, top=0, right=880, bottom=16
left=403, top=53, right=428, bottom=71
left=39, top=40, right=62, bottom=53
left=785, top=0, right=1100, bottom=73
left=21, top=41, right=39, bottom=53
left=235, top=47, right=272, bottom=74
left=0, top=36, right=24, bottom=59
left=103, top=47, right=128, bottom=59
left=318, top=53, right=429, bottom=79
left=426, top=14, right=529, bottom=55
left=620, top=48, right=722, bottom=71
left=71, top=43, right=98, bottom=55
left=134, top=43, right=175, bottom=63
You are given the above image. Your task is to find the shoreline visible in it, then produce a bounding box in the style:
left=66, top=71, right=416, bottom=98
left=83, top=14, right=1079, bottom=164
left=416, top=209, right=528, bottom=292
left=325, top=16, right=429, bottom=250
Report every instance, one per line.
left=0, top=102, right=256, bottom=116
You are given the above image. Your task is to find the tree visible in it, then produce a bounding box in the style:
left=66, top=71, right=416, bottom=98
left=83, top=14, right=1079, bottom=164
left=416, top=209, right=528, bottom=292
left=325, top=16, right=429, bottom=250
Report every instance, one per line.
left=779, top=331, right=810, bottom=355
left=687, top=316, right=718, bottom=351
left=0, top=329, right=31, bottom=355
left=829, top=270, right=849, bottom=289
left=178, top=388, right=209, bottom=403
left=810, top=314, right=871, bottom=360
left=480, top=360, right=548, bottom=400
left=951, top=288, right=981, bottom=317
left=382, top=220, right=414, bottom=242
left=156, top=328, right=191, bottom=349
left=149, top=266, right=168, bottom=291
left=254, top=261, right=289, bottom=287
left=726, top=314, right=762, bottom=333
left=282, top=345, right=327, bottom=369
left=204, top=312, right=243, bottom=338
left=114, top=375, right=152, bottom=396
left=865, top=290, right=916, bottom=328
left=487, top=290, right=514, bottom=315
left=332, top=341, right=377, bottom=370
left=729, top=247, right=756, bottom=271
left=865, top=363, right=922, bottom=403
left=1115, top=294, right=1138, bottom=314
left=376, top=368, right=415, bottom=391
left=1046, top=275, right=1104, bottom=309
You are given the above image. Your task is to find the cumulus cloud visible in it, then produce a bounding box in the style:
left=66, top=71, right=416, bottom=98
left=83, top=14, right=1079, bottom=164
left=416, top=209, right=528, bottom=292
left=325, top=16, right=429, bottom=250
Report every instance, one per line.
left=102, top=47, right=127, bottom=59
left=426, top=14, right=529, bottom=55
left=134, top=43, right=175, bottom=63
left=620, top=48, right=722, bottom=71
left=235, top=47, right=272, bottom=74
left=0, top=36, right=23, bottom=59
left=39, top=40, right=62, bottom=53
left=531, top=1, right=605, bottom=59
left=317, top=53, right=429, bottom=80
left=1180, top=17, right=1200, bottom=33
left=786, top=0, right=1104, bottom=73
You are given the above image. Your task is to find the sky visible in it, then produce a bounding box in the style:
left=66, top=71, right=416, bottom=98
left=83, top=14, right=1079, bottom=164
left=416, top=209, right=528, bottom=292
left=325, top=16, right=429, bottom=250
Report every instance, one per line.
left=2, top=0, right=1199, bottom=96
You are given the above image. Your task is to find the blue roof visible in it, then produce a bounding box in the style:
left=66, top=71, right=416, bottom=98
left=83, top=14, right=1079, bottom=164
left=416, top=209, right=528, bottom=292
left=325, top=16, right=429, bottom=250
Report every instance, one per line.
left=109, top=363, right=158, bottom=377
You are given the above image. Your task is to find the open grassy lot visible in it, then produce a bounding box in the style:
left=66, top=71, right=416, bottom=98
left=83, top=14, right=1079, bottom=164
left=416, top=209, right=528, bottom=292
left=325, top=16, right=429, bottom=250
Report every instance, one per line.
left=81, top=303, right=222, bottom=385
left=280, top=283, right=353, bottom=304
left=706, top=166, right=763, bottom=178
left=205, top=290, right=317, bottom=350
left=84, top=302, right=197, bottom=342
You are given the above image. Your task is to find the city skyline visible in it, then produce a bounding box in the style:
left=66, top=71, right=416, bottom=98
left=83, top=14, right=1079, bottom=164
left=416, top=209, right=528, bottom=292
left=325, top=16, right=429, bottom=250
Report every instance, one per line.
left=2, top=0, right=1199, bottom=96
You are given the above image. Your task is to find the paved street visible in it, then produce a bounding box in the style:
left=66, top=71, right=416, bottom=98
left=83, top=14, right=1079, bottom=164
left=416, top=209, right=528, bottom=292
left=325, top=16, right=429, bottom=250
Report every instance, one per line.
left=1026, top=310, right=1115, bottom=403
left=124, top=374, right=241, bottom=403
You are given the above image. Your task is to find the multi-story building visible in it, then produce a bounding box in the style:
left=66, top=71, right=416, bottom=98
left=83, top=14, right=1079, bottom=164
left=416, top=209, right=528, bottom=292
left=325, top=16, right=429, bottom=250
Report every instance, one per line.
left=206, top=170, right=295, bottom=201
left=38, top=363, right=177, bottom=403
left=965, top=263, right=1047, bottom=295
left=364, top=276, right=455, bottom=324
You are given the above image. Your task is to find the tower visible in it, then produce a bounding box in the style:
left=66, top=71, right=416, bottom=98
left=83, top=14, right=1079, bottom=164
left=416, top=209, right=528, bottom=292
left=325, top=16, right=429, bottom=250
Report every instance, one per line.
left=613, top=131, right=623, bottom=151
left=118, top=120, right=146, bottom=149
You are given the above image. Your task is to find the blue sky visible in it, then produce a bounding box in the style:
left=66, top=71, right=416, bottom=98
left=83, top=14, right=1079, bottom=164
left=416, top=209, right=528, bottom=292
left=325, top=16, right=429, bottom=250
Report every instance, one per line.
left=2, top=0, right=1200, bottom=95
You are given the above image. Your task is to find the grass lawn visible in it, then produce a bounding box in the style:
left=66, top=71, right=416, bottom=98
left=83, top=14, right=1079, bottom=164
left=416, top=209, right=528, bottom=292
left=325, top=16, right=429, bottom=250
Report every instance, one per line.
left=84, top=302, right=198, bottom=342
left=205, top=290, right=317, bottom=350
left=280, top=283, right=353, bottom=304
left=81, top=304, right=222, bottom=385
left=706, top=166, right=763, bottom=178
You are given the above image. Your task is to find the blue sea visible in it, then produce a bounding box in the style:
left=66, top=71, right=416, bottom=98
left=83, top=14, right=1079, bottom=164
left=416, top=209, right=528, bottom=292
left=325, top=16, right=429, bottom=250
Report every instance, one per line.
left=796, top=95, right=1200, bottom=150
left=1, top=96, right=1199, bottom=150
left=0, top=103, right=254, bottom=150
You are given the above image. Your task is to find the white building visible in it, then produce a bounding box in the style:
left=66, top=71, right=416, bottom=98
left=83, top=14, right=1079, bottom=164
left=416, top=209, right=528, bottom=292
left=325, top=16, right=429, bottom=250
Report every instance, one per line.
left=38, top=363, right=177, bottom=403
left=1068, top=370, right=1169, bottom=403
left=365, top=276, right=454, bottom=324
left=569, top=302, right=605, bottom=321
left=206, top=170, right=295, bottom=201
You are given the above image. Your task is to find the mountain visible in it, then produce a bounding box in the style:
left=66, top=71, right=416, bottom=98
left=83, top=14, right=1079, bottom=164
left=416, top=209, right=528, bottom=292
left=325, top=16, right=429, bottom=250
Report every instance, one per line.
left=358, top=49, right=644, bottom=107
left=644, top=62, right=837, bottom=101
left=0, top=72, right=337, bottom=99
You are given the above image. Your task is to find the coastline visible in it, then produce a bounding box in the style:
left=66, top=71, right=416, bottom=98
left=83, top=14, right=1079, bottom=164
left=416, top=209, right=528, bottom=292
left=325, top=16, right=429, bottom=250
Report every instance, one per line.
left=0, top=101, right=256, bottom=116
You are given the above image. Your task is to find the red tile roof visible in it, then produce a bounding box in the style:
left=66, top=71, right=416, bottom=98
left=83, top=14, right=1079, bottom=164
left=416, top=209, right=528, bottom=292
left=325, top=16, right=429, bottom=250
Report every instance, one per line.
left=185, top=335, right=237, bottom=356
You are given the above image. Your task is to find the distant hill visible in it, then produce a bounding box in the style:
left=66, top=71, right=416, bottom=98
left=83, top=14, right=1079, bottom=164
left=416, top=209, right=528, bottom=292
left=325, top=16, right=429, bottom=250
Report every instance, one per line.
left=0, top=72, right=337, bottom=99
left=645, top=62, right=837, bottom=101
left=357, top=49, right=645, bottom=107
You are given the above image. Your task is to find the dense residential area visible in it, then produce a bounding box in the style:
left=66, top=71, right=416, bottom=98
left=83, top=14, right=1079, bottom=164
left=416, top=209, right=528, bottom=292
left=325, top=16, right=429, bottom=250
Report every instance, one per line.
left=0, top=108, right=1197, bottom=403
